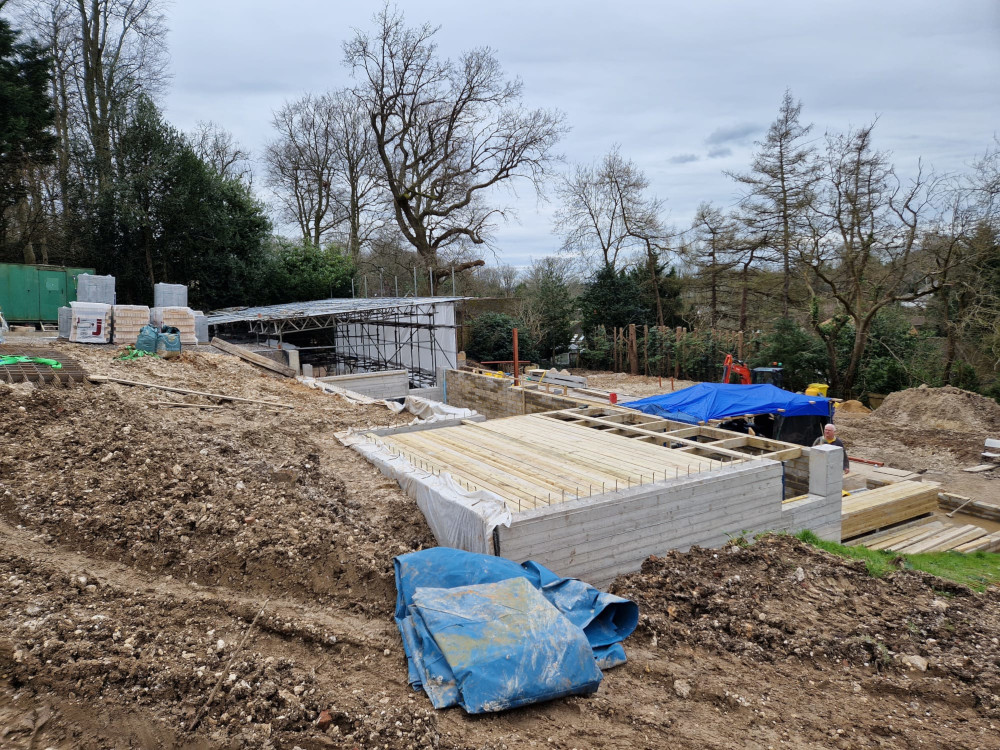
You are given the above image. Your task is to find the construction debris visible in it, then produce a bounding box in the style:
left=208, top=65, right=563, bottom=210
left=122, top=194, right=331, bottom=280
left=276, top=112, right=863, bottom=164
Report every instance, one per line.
left=211, top=337, right=296, bottom=377
left=88, top=373, right=293, bottom=408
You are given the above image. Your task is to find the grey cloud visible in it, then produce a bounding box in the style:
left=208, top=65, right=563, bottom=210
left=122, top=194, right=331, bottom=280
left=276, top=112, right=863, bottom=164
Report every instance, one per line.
left=669, top=154, right=700, bottom=164
left=705, top=123, right=759, bottom=146
left=707, top=147, right=733, bottom=159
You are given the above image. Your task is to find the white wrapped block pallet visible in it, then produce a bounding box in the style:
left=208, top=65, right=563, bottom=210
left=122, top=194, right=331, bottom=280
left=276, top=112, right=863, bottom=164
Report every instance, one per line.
left=58, top=306, right=72, bottom=339
left=76, top=274, right=116, bottom=304
left=151, top=306, right=198, bottom=345
left=70, top=301, right=112, bottom=344
left=153, top=283, right=188, bottom=308
left=193, top=311, right=209, bottom=343
left=112, top=305, right=150, bottom=345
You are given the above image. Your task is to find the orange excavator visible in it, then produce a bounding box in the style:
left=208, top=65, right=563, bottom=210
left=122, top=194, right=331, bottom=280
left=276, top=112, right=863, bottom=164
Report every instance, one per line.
left=721, top=354, right=785, bottom=388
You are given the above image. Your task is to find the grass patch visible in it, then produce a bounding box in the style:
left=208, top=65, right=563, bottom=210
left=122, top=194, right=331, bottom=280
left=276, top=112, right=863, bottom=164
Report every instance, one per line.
left=795, top=530, right=1000, bottom=591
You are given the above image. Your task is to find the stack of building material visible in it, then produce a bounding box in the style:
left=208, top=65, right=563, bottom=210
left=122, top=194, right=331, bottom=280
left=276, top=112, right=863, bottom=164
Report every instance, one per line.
left=112, top=305, right=150, bottom=345
left=153, top=283, right=187, bottom=308
left=57, top=306, right=72, bottom=340
left=193, top=311, right=209, bottom=343
left=77, top=274, right=116, bottom=304
left=841, top=480, right=940, bottom=539
left=69, top=301, right=112, bottom=344
left=151, top=306, right=197, bottom=345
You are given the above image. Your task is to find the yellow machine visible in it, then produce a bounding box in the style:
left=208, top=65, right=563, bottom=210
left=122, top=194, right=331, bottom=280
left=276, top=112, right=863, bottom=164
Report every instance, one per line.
left=805, top=382, right=829, bottom=397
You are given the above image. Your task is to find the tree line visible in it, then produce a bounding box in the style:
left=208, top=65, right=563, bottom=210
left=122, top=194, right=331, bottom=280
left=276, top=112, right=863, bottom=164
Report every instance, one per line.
left=2, top=3, right=997, bottom=399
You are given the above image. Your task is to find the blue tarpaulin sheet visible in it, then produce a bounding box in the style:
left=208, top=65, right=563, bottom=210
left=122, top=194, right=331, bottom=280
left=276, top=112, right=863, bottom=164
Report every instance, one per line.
left=394, top=548, right=639, bottom=713
left=624, top=382, right=833, bottom=424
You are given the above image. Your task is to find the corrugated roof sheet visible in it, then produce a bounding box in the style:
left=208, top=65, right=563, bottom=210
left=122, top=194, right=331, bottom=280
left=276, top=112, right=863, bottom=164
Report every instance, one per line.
left=205, top=296, right=465, bottom=326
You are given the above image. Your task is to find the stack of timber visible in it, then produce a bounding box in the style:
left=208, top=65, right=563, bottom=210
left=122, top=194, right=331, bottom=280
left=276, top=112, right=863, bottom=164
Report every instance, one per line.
left=852, top=519, right=1000, bottom=553
left=841, top=480, right=940, bottom=539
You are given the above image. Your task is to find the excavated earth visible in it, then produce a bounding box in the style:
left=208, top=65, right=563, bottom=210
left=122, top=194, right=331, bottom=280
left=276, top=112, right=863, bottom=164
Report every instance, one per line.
left=2, top=346, right=1000, bottom=748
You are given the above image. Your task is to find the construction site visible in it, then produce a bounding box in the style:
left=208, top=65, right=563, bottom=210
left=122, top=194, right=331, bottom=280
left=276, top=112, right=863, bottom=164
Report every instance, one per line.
left=2, top=313, right=1000, bottom=748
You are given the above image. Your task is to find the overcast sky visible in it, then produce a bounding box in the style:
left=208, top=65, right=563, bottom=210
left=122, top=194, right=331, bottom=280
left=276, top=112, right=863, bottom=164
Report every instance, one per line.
left=163, top=0, right=1000, bottom=269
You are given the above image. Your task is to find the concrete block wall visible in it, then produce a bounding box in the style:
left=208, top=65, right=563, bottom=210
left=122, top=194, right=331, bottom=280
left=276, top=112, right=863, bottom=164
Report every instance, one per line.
left=783, top=454, right=811, bottom=497
left=497, top=460, right=784, bottom=586
left=445, top=369, right=592, bottom=419
left=779, top=444, right=843, bottom=542
left=318, top=370, right=409, bottom=400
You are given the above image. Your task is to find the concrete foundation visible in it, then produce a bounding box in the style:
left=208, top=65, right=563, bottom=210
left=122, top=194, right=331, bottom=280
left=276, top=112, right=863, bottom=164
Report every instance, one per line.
left=497, top=460, right=783, bottom=586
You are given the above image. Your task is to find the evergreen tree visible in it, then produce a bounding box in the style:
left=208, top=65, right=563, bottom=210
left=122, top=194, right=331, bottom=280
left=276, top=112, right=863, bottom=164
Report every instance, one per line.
left=90, top=96, right=271, bottom=307
left=0, top=17, right=56, bottom=260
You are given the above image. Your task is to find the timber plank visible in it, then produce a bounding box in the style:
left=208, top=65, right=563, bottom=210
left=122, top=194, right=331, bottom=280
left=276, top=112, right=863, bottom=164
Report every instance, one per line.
left=211, top=337, right=296, bottom=377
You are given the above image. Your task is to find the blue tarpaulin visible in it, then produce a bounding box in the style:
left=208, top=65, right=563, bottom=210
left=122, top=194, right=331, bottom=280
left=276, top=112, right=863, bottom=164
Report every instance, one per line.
left=624, top=382, right=833, bottom=424
left=394, top=548, right=639, bottom=713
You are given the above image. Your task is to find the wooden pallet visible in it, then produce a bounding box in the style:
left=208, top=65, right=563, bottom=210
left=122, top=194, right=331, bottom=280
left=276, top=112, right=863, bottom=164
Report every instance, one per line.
left=841, top=480, right=940, bottom=539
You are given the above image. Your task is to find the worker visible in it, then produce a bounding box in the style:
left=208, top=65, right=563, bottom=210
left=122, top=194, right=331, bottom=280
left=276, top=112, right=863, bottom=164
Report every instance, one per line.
left=813, top=423, right=850, bottom=474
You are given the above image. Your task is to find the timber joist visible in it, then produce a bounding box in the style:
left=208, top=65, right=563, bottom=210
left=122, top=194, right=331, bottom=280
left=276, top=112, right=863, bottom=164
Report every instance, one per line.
left=371, top=412, right=754, bottom=514
left=538, top=407, right=805, bottom=463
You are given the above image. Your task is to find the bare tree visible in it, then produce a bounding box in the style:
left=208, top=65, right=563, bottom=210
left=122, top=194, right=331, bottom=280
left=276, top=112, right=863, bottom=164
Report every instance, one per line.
left=801, top=123, right=958, bottom=395
left=264, top=93, right=341, bottom=248
left=686, top=203, right=740, bottom=328
left=555, top=146, right=672, bottom=324
left=344, top=6, right=566, bottom=280
left=190, top=120, right=253, bottom=185
left=73, top=0, right=169, bottom=194
left=729, top=90, right=820, bottom=317
left=326, top=89, right=385, bottom=261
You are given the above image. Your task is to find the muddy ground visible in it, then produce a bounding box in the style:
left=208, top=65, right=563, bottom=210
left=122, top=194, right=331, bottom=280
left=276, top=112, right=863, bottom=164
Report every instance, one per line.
left=835, top=385, right=999, bottom=499
left=2, top=346, right=1000, bottom=748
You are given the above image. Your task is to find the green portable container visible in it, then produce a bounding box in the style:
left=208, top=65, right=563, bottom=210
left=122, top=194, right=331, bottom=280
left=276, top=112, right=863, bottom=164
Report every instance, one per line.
left=0, top=262, right=95, bottom=323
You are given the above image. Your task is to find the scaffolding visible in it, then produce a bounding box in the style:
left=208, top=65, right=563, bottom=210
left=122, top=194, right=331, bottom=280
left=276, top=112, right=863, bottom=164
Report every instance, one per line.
left=206, top=297, right=461, bottom=388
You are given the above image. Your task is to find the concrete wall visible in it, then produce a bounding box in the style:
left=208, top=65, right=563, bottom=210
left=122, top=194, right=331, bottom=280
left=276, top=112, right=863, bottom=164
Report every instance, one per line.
left=778, top=444, right=843, bottom=542
left=445, top=369, right=594, bottom=419
left=783, top=454, right=811, bottom=498
left=318, top=369, right=409, bottom=400
left=408, top=386, right=444, bottom=401
left=496, top=460, right=784, bottom=586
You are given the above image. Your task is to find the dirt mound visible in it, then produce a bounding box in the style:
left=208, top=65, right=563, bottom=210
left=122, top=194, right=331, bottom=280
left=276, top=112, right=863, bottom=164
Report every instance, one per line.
left=5, top=347, right=1000, bottom=748
left=837, top=399, right=871, bottom=414
left=871, top=385, right=1000, bottom=433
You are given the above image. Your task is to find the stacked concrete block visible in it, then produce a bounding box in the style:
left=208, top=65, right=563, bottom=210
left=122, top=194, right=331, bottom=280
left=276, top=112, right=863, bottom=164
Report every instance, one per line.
left=779, top=444, right=844, bottom=542
left=193, top=311, right=209, bottom=343
left=317, top=370, right=409, bottom=399
left=69, top=301, right=112, bottom=344
left=57, top=306, right=72, bottom=340
left=77, top=274, right=116, bottom=304
left=151, top=306, right=197, bottom=345
left=153, top=283, right=187, bottom=308
left=444, top=369, right=589, bottom=419
left=112, top=305, right=151, bottom=345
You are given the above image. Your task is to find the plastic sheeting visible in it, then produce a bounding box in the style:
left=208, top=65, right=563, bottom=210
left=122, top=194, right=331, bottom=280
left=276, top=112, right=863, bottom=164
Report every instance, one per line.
left=625, top=382, right=833, bottom=423
left=344, top=434, right=510, bottom=554
left=385, top=395, right=477, bottom=423
left=394, top=548, right=638, bottom=713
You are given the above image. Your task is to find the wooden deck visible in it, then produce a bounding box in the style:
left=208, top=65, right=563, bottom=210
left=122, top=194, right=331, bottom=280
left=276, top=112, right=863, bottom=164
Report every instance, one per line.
left=841, top=480, right=940, bottom=539
left=372, top=413, right=741, bottom=513
left=850, top=518, right=1000, bottom=553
